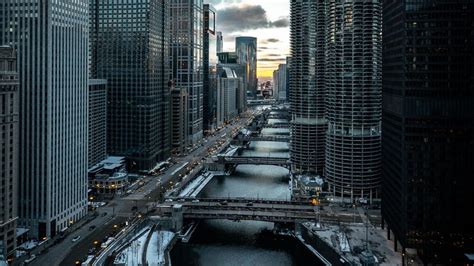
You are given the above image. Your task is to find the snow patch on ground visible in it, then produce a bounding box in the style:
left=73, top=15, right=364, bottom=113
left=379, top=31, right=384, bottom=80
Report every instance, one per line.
left=146, top=231, right=175, bottom=266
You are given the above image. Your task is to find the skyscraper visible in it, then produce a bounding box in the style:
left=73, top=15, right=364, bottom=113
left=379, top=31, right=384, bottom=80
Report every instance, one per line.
left=382, top=0, right=474, bottom=263
left=216, top=32, right=224, bottom=54
left=325, top=0, right=382, bottom=202
left=0, top=46, right=18, bottom=258
left=203, top=4, right=218, bottom=132
left=170, top=86, right=189, bottom=155
left=88, top=79, right=108, bottom=168
left=1, top=0, right=89, bottom=238
left=277, top=64, right=287, bottom=102
left=235, top=36, right=257, bottom=98
left=90, top=0, right=171, bottom=170
left=171, top=0, right=204, bottom=144
left=216, top=67, right=243, bottom=127
left=289, top=0, right=327, bottom=175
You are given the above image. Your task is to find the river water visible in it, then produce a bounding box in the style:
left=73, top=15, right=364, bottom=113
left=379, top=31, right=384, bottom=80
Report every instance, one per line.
left=171, top=124, right=318, bottom=265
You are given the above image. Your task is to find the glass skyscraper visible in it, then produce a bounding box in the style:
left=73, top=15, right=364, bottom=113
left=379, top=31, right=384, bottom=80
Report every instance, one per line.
left=203, top=4, right=218, bottom=132
left=235, top=36, right=257, bottom=99
left=90, top=0, right=171, bottom=171
left=170, top=0, right=204, bottom=145
left=1, top=0, right=89, bottom=238
left=382, top=0, right=474, bottom=263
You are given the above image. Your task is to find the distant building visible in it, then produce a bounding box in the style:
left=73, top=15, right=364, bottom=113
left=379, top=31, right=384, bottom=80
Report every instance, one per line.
left=216, top=67, right=243, bottom=127
left=170, top=0, right=204, bottom=144
left=216, top=32, right=223, bottom=53
left=218, top=52, right=238, bottom=64
left=91, top=0, right=171, bottom=170
left=382, top=0, right=474, bottom=263
left=272, top=70, right=279, bottom=100
left=2, top=0, right=89, bottom=238
left=277, top=64, right=287, bottom=102
left=273, top=64, right=287, bottom=102
left=203, top=4, right=218, bottom=132
left=171, top=87, right=189, bottom=155
left=89, top=79, right=107, bottom=169
left=235, top=37, right=257, bottom=98
left=0, top=46, right=18, bottom=258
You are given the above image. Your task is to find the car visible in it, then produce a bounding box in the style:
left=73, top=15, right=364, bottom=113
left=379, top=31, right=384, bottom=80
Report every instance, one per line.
left=246, top=202, right=253, bottom=206
left=219, top=201, right=228, bottom=206
left=178, top=199, right=185, bottom=202
left=24, top=255, right=36, bottom=264
left=131, top=206, right=138, bottom=211
left=101, top=212, right=107, bottom=217
left=88, top=225, right=96, bottom=231
left=192, top=199, right=200, bottom=203
left=72, top=235, right=81, bottom=242
left=165, top=199, right=173, bottom=202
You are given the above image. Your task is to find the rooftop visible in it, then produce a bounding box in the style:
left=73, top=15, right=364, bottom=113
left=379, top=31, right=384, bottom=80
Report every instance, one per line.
left=304, top=222, right=401, bottom=265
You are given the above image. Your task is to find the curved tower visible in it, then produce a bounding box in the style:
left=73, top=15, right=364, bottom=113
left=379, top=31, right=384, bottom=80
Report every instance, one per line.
left=290, top=0, right=327, bottom=175
left=325, top=0, right=382, bottom=201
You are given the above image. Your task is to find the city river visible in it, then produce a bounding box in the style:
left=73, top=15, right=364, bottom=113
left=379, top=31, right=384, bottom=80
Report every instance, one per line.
left=171, top=126, right=319, bottom=265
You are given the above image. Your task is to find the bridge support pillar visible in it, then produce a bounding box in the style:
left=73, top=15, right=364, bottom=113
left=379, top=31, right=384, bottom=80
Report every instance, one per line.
left=171, top=205, right=184, bottom=232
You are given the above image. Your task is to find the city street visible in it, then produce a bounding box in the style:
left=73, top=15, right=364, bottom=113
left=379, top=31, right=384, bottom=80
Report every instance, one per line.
left=26, top=110, right=257, bottom=266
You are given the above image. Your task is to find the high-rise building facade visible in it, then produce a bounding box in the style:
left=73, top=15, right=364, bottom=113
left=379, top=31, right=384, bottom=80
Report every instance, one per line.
left=88, top=79, right=108, bottom=169
left=235, top=36, right=257, bottom=98
left=203, top=4, right=218, bottom=132
left=170, top=0, right=204, bottom=144
left=170, top=86, right=189, bottom=155
left=218, top=52, right=238, bottom=64
left=216, top=67, right=242, bottom=127
left=91, top=0, right=171, bottom=171
left=289, top=0, right=327, bottom=175
left=273, top=70, right=279, bottom=101
left=1, top=0, right=89, bottom=238
left=325, top=0, right=382, bottom=202
left=216, top=32, right=224, bottom=54
left=382, top=0, right=474, bottom=263
left=277, top=64, right=287, bottom=102
left=0, top=46, right=18, bottom=258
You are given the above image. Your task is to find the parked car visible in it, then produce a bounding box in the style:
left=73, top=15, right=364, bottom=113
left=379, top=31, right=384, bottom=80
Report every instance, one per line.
left=72, top=235, right=81, bottom=242
left=24, top=255, right=36, bottom=264
left=88, top=225, right=96, bottom=231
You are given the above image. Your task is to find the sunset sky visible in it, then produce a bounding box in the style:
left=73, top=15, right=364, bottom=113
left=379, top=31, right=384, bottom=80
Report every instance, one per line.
left=207, top=0, right=290, bottom=79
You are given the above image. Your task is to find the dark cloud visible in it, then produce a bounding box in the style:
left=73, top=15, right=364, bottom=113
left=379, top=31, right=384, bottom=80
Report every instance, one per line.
left=259, top=57, right=287, bottom=62
left=265, top=53, right=283, bottom=57
left=271, top=18, right=290, bottom=27
left=217, top=5, right=289, bottom=33
left=266, top=38, right=279, bottom=43
left=206, top=0, right=242, bottom=5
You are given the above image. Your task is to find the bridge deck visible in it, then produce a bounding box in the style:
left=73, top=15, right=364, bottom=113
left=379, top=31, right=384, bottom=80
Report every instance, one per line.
left=156, top=198, right=377, bottom=225
left=221, top=156, right=290, bottom=166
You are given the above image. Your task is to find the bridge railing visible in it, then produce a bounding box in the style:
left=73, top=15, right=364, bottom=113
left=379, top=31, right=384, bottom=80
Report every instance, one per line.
left=165, top=197, right=311, bottom=205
